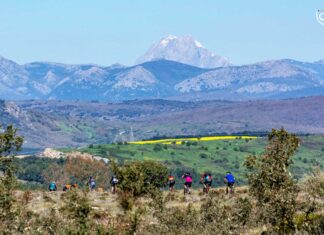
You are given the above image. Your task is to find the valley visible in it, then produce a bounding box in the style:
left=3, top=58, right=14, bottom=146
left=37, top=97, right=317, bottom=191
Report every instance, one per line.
left=1, top=96, right=324, bottom=148
left=12, top=135, right=324, bottom=189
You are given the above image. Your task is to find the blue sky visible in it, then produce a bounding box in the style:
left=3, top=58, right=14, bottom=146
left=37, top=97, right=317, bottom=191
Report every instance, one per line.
left=0, top=0, right=323, bottom=66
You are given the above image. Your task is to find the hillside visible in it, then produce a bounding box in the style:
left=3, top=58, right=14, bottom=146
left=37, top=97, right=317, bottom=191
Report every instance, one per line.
left=9, top=132, right=323, bottom=234
left=13, top=135, right=323, bottom=189
left=60, top=135, right=324, bottom=186
left=1, top=96, right=324, bottom=148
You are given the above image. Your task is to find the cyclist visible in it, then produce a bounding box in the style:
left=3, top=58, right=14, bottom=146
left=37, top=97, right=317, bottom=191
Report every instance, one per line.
left=63, top=184, right=71, bottom=191
left=182, top=172, right=192, bottom=195
left=48, top=181, right=57, bottom=192
left=168, top=175, right=176, bottom=191
left=201, top=173, right=212, bottom=193
left=110, top=175, right=119, bottom=194
left=224, top=172, right=235, bottom=194
left=88, top=176, right=96, bottom=191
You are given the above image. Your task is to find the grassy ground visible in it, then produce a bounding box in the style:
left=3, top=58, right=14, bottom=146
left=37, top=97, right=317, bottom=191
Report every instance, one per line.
left=61, top=135, right=324, bottom=186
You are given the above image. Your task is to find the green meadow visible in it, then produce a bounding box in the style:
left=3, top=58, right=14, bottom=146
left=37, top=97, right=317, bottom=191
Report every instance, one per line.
left=62, top=135, right=324, bottom=187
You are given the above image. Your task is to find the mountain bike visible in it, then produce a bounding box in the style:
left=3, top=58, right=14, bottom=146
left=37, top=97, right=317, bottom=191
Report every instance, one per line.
left=184, top=183, right=191, bottom=195
left=226, top=182, right=235, bottom=194
left=203, top=183, right=211, bottom=193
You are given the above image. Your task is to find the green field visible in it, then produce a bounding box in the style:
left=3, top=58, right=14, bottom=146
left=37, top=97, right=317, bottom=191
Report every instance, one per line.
left=62, top=135, right=324, bottom=187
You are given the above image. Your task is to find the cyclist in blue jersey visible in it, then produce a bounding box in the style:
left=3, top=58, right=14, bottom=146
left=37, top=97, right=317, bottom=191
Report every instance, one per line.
left=48, top=181, right=57, bottom=192
left=224, top=172, right=235, bottom=194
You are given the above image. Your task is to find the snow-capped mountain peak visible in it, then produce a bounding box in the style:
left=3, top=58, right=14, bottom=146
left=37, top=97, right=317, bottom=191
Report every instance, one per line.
left=135, top=35, right=230, bottom=68
left=160, top=35, right=177, bottom=46
left=194, top=39, right=204, bottom=48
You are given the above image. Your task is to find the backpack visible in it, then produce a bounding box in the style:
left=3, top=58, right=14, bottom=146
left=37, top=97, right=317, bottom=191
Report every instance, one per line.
left=112, top=177, right=119, bottom=184
left=205, top=175, right=212, bottom=182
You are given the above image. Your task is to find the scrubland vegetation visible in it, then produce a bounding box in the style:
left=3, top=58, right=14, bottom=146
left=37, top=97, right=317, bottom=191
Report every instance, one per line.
left=1, top=125, right=324, bottom=234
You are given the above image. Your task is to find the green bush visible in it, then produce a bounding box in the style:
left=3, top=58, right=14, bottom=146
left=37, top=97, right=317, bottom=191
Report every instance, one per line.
left=153, top=144, right=163, bottom=152
left=111, top=160, right=168, bottom=197
left=199, top=153, right=208, bottom=159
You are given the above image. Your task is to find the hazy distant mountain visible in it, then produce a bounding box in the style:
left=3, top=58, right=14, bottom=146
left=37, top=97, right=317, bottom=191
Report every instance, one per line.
left=174, top=59, right=324, bottom=99
left=135, top=35, right=230, bottom=68
left=1, top=54, right=324, bottom=101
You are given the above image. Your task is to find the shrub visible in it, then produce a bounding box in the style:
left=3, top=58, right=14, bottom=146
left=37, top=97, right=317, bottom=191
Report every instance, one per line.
left=153, top=144, right=163, bottom=152
left=233, top=197, right=252, bottom=226
left=298, top=168, right=324, bottom=233
left=152, top=204, right=199, bottom=234
left=245, top=128, right=299, bottom=233
left=199, top=153, right=208, bottom=159
left=128, top=207, right=146, bottom=234
left=111, top=161, right=168, bottom=198
left=199, top=196, right=235, bottom=233
left=60, top=189, right=92, bottom=233
left=119, top=192, right=134, bottom=211
left=295, top=213, right=324, bottom=234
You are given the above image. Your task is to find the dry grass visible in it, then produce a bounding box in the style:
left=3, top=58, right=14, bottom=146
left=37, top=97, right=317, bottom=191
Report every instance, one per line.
left=9, top=186, right=323, bottom=234
left=15, top=186, right=250, bottom=217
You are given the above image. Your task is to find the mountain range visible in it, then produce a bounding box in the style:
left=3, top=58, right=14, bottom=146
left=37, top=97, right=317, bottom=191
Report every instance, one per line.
left=1, top=35, right=324, bottom=102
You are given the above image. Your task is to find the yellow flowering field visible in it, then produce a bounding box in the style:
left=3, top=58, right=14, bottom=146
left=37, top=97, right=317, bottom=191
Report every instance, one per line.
left=130, top=136, right=257, bottom=145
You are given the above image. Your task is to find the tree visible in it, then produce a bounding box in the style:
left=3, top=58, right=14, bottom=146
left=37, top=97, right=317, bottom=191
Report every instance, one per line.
left=43, top=156, right=110, bottom=188
left=42, top=162, right=69, bottom=187
left=0, top=125, right=24, bottom=232
left=244, top=128, right=299, bottom=233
